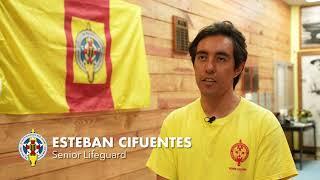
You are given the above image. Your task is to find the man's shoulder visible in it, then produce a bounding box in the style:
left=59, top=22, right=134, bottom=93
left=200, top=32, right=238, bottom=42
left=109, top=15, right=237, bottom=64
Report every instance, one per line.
left=240, top=97, right=273, bottom=117
left=162, top=98, right=200, bottom=127
left=172, top=98, right=200, bottom=115
left=240, top=98, right=280, bottom=131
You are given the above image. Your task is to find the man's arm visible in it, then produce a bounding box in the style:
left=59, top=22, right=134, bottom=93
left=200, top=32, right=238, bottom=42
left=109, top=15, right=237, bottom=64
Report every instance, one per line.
left=254, top=112, right=298, bottom=179
left=157, top=175, right=168, bottom=180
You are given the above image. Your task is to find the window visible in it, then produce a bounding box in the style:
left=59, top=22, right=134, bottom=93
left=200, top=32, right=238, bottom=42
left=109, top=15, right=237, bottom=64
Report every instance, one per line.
left=242, top=66, right=259, bottom=104
left=273, top=62, right=294, bottom=112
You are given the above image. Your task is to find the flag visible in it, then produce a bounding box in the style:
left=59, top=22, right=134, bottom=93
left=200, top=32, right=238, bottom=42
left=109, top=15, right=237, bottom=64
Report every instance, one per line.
left=0, top=0, right=150, bottom=114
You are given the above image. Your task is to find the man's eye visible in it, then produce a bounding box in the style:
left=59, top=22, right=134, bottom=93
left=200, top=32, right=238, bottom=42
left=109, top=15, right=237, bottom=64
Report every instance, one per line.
left=217, top=57, right=226, bottom=61
left=197, top=55, right=207, bottom=61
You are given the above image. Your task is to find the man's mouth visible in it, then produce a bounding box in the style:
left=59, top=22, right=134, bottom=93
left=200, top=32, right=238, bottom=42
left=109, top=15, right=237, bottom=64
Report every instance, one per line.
left=202, top=78, right=216, bottom=82
left=201, top=78, right=217, bottom=85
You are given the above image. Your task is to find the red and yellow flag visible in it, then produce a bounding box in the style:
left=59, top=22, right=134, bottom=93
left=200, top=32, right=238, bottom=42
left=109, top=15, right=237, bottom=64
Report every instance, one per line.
left=0, top=0, right=150, bottom=114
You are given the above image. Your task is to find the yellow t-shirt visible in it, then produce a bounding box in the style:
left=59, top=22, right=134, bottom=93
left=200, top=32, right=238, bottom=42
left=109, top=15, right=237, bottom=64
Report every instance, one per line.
left=146, top=97, right=298, bottom=180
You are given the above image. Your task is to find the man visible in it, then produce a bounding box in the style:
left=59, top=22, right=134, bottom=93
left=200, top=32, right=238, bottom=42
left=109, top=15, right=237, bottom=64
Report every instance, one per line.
left=310, top=58, right=320, bottom=71
left=146, top=21, right=297, bottom=179
left=308, top=58, right=320, bottom=95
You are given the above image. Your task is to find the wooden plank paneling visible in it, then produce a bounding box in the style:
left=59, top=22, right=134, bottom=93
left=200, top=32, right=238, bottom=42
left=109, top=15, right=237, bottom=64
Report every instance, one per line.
left=151, top=74, right=197, bottom=92
left=0, top=128, right=160, bottom=179
left=148, top=55, right=194, bottom=75
left=0, top=109, right=171, bottom=154
left=142, top=16, right=172, bottom=40
left=20, top=149, right=152, bottom=180
left=0, top=0, right=291, bottom=179
left=106, top=168, right=156, bottom=180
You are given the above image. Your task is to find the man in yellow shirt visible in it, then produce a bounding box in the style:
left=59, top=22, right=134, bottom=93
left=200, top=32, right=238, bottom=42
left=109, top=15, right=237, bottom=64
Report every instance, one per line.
left=146, top=21, right=297, bottom=180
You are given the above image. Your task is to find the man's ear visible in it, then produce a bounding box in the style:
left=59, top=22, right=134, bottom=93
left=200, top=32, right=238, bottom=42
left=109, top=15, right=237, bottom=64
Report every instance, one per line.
left=234, top=62, right=245, bottom=78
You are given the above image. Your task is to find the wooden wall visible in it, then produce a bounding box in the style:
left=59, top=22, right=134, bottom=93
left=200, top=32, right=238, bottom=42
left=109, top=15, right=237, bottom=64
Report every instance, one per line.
left=0, top=0, right=291, bottom=179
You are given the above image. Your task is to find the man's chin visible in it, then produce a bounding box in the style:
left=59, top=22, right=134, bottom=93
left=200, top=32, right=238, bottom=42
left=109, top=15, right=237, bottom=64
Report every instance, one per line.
left=199, top=90, right=218, bottom=97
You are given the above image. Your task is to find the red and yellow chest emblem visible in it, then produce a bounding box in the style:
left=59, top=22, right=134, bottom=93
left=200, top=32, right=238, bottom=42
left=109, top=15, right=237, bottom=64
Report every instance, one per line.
left=230, top=139, right=249, bottom=166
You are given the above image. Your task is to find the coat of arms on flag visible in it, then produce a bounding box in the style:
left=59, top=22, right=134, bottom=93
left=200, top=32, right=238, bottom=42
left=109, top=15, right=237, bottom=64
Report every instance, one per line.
left=75, top=23, right=104, bottom=83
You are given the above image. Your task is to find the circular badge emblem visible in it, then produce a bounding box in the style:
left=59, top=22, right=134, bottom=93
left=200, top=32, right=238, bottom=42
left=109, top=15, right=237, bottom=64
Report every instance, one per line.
left=18, top=129, right=47, bottom=166
left=75, top=29, right=104, bottom=74
left=230, top=139, right=249, bottom=166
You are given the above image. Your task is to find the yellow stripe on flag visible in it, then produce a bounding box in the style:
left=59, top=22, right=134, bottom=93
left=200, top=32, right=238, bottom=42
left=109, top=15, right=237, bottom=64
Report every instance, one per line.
left=0, top=1, right=68, bottom=113
left=0, top=0, right=150, bottom=114
left=110, top=1, right=150, bottom=109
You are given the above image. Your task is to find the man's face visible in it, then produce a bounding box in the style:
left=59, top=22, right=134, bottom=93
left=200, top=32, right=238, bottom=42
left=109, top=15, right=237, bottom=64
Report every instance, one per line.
left=314, top=61, right=320, bottom=71
left=193, top=35, right=243, bottom=97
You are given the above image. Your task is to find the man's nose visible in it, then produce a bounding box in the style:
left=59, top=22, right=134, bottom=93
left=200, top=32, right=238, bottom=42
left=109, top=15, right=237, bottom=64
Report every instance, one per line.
left=205, top=59, right=216, bottom=73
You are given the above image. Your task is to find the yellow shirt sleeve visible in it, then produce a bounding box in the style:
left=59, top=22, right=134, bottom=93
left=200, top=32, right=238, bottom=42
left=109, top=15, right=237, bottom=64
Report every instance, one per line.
left=146, top=113, right=177, bottom=180
left=254, top=112, right=298, bottom=180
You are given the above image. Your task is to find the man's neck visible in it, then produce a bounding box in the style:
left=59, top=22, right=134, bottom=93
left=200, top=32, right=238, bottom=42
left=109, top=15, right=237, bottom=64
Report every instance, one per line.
left=200, top=90, right=240, bottom=119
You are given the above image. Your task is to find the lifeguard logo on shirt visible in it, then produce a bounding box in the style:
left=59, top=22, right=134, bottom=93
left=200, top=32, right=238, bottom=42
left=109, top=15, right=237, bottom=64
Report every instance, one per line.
left=230, top=139, right=249, bottom=166
left=18, top=129, right=47, bottom=167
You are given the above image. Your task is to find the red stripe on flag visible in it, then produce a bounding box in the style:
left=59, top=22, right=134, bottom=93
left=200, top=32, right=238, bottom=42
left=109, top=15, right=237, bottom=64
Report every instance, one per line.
left=64, top=0, right=113, bottom=112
